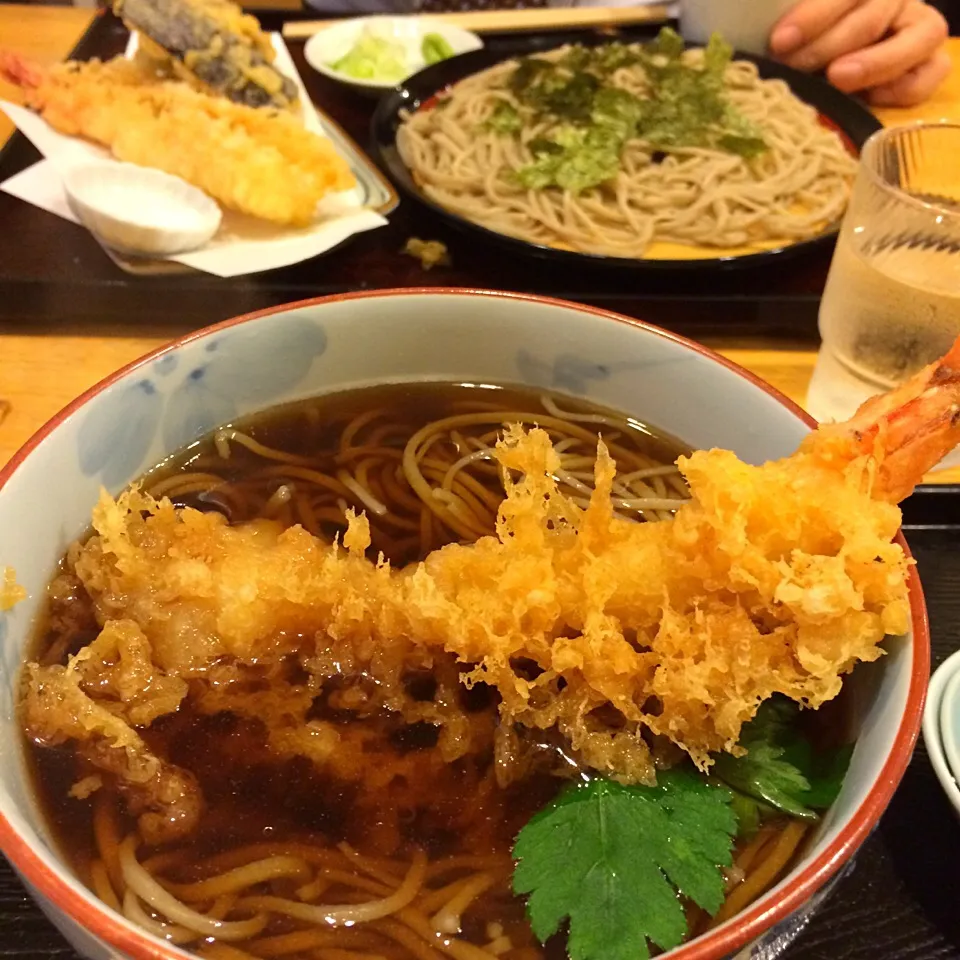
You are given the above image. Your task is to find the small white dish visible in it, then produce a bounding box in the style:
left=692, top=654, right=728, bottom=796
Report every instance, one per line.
left=304, top=16, right=483, bottom=95
left=61, top=161, right=221, bottom=257
left=939, top=659, right=960, bottom=784
left=923, top=648, right=960, bottom=818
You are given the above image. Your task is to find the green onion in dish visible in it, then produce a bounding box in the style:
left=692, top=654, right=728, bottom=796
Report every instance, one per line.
left=330, top=28, right=410, bottom=82
left=422, top=32, right=456, bottom=66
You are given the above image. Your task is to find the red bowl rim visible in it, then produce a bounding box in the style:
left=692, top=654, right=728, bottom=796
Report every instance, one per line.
left=0, top=288, right=929, bottom=960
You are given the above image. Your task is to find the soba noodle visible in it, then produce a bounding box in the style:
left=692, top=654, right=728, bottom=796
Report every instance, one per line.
left=147, top=390, right=690, bottom=561
left=397, top=43, right=858, bottom=258
left=88, top=790, right=807, bottom=955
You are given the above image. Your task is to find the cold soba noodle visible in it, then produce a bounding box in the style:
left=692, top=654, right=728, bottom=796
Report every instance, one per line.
left=23, top=382, right=876, bottom=960
left=397, top=33, right=857, bottom=258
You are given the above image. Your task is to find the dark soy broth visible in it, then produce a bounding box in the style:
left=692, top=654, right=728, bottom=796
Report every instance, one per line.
left=26, top=383, right=692, bottom=960
left=22, top=380, right=847, bottom=958
left=139, top=381, right=690, bottom=565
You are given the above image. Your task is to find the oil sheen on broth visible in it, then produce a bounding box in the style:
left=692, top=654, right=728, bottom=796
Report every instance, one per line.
left=26, top=383, right=694, bottom=960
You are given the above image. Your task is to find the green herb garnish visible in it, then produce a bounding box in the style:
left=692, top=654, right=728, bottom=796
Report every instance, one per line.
left=650, top=25, right=686, bottom=59
left=717, top=133, right=769, bottom=158
left=516, top=126, right=622, bottom=193
left=422, top=32, right=455, bottom=66
left=592, top=87, right=644, bottom=138
left=712, top=698, right=853, bottom=820
left=490, top=27, right=768, bottom=193
left=522, top=70, right=601, bottom=123
left=509, top=57, right=556, bottom=96
left=485, top=101, right=523, bottom=134
left=512, top=769, right=737, bottom=960
left=727, top=787, right=765, bottom=838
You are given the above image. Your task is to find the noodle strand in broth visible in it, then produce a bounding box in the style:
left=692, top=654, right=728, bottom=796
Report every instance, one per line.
left=144, top=387, right=689, bottom=562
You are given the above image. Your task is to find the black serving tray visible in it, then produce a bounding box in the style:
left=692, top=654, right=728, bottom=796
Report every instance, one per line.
left=0, top=12, right=847, bottom=338
left=1, top=483, right=960, bottom=959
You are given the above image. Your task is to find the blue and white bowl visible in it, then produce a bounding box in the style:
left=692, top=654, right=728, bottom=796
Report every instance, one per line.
left=0, top=289, right=929, bottom=960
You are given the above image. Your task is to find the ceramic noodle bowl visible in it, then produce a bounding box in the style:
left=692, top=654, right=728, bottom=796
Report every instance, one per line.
left=0, top=290, right=927, bottom=960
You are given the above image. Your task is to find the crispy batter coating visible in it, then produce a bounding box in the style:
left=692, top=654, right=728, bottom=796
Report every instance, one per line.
left=115, top=0, right=300, bottom=109
left=20, top=421, right=912, bottom=841
left=1, top=566, right=25, bottom=611
left=21, top=621, right=199, bottom=843
left=2, top=55, right=354, bottom=225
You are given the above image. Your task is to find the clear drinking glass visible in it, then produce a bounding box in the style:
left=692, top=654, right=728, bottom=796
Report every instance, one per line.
left=818, top=123, right=960, bottom=399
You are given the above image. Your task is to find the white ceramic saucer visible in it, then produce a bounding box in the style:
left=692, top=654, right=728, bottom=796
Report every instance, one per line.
left=923, top=648, right=960, bottom=818
left=939, top=663, right=960, bottom=785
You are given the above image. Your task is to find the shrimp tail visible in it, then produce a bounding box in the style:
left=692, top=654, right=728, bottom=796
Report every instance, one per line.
left=805, top=335, right=960, bottom=503
left=0, top=51, right=45, bottom=90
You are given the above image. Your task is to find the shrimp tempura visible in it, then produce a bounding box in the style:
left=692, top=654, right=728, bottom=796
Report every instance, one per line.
left=21, top=339, right=960, bottom=841
left=0, top=54, right=354, bottom=225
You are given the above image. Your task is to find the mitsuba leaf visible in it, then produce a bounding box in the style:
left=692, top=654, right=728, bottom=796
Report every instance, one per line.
left=712, top=697, right=854, bottom=820
left=802, top=744, right=854, bottom=808
left=747, top=697, right=797, bottom=738
left=779, top=737, right=854, bottom=809
left=512, top=769, right=737, bottom=960
left=713, top=742, right=816, bottom=820
left=727, top=787, right=764, bottom=838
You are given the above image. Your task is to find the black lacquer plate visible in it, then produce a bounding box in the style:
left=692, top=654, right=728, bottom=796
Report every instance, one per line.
left=370, top=37, right=882, bottom=275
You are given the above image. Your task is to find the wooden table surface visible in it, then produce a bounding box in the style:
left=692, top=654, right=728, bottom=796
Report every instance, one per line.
left=2, top=7, right=960, bottom=479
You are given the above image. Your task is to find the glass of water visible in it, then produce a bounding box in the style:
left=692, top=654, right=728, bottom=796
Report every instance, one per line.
left=817, top=123, right=960, bottom=405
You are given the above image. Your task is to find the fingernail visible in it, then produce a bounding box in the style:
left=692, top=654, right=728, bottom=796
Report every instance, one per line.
left=830, top=60, right=865, bottom=87
left=769, top=24, right=802, bottom=54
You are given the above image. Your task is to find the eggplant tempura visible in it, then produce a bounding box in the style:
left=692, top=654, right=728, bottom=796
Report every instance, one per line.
left=115, top=0, right=299, bottom=109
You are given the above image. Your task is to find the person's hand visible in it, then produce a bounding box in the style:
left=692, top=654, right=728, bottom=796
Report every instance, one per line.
left=769, top=0, right=950, bottom=107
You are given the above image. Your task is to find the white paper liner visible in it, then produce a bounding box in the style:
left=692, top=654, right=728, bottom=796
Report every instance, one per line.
left=0, top=34, right=388, bottom=278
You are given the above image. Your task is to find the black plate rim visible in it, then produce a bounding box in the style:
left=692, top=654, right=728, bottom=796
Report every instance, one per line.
left=369, top=38, right=882, bottom=274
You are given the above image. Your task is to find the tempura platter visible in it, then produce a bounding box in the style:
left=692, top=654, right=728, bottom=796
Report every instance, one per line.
left=0, top=35, right=398, bottom=278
